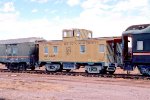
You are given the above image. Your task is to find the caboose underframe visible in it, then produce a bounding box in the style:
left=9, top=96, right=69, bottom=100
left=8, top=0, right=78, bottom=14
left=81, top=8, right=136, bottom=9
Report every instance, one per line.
left=39, top=61, right=113, bottom=74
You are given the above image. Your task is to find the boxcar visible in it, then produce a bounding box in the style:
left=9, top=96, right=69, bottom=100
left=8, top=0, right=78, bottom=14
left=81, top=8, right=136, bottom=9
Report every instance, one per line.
left=0, top=37, right=44, bottom=70
left=122, top=24, right=150, bottom=75
left=38, top=28, right=122, bottom=74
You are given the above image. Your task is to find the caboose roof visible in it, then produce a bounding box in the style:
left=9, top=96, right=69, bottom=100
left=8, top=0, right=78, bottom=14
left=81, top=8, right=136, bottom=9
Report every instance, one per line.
left=0, top=37, right=45, bottom=44
left=123, top=24, right=150, bottom=35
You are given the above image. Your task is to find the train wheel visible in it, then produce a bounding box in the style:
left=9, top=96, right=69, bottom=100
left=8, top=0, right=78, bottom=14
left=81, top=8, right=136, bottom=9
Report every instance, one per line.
left=127, top=70, right=130, bottom=74
left=57, top=64, right=63, bottom=72
left=45, top=68, right=50, bottom=74
left=108, top=71, right=115, bottom=74
left=142, top=68, right=150, bottom=76
left=101, top=69, right=107, bottom=74
left=66, top=69, right=71, bottom=72
left=6, top=64, right=11, bottom=71
left=85, top=70, right=88, bottom=73
left=147, top=68, right=150, bottom=76
left=19, top=64, right=26, bottom=71
left=138, top=65, right=150, bottom=76
left=30, top=67, right=35, bottom=71
left=6, top=63, right=17, bottom=71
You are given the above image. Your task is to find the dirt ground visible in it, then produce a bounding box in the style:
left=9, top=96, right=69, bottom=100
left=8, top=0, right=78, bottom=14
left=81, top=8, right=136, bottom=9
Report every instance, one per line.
left=0, top=64, right=149, bottom=100
left=0, top=71, right=150, bottom=100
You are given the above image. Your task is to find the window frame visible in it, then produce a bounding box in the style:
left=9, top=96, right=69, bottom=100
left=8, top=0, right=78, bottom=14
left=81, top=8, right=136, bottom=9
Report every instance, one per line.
left=137, top=41, right=143, bottom=50
left=53, top=46, right=58, bottom=54
left=44, top=47, right=48, bottom=54
left=12, top=46, right=18, bottom=56
left=63, top=31, right=73, bottom=38
left=80, top=45, right=86, bottom=54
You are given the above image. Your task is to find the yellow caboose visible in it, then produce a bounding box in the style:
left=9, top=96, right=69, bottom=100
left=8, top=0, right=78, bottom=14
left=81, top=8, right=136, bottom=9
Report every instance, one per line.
left=38, top=29, right=122, bottom=73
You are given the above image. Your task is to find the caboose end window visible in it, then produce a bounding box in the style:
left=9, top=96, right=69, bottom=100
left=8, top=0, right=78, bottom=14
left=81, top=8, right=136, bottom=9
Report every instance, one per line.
left=137, top=41, right=143, bottom=50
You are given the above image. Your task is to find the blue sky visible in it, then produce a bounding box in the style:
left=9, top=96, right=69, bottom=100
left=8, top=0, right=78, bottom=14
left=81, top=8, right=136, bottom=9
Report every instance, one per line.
left=0, top=0, right=149, bottom=40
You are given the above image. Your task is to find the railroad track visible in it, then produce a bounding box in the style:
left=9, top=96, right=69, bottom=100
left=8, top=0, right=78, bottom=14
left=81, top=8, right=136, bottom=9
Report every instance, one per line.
left=0, top=68, right=150, bottom=80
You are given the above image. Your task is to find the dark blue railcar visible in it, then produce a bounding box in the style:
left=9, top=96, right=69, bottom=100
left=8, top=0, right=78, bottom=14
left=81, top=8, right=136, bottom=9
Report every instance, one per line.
left=122, top=24, right=150, bottom=75
left=0, top=37, right=44, bottom=70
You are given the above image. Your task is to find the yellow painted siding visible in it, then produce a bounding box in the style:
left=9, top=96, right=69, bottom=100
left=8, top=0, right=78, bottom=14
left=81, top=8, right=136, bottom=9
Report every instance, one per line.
left=39, top=39, right=109, bottom=63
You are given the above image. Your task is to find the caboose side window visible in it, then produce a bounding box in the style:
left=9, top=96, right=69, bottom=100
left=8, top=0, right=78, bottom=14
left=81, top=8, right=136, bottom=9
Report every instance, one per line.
left=6, top=46, right=12, bottom=56
left=44, top=47, right=48, bottom=54
left=137, top=41, right=143, bottom=50
left=12, top=47, right=18, bottom=56
left=99, top=44, right=105, bottom=53
left=53, top=46, right=58, bottom=54
left=6, top=45, right=17, bottom=56
left=80, top=45, right=86, bottom=53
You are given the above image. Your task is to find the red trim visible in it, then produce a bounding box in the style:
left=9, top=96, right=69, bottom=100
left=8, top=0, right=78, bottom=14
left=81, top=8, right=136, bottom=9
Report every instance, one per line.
left=114, top=39, right=122, bottom=43
left=133, top=52, right=150, bottom=56
left=107, top=38, right=122, bottom=43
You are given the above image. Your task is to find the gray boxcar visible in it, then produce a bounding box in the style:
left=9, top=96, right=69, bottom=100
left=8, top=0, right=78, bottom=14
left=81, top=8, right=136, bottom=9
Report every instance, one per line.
left=0, top=37, right=44, bottom=70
